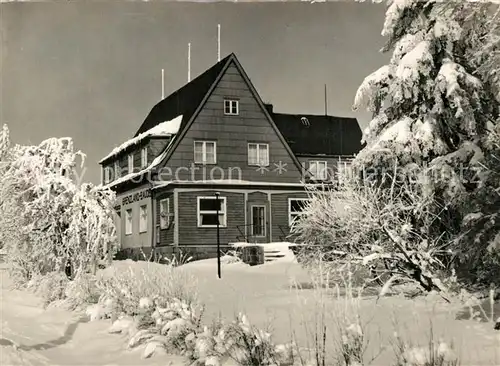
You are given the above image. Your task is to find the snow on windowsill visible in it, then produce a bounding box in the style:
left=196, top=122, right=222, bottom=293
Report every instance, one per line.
left=99, top=115, right=183, bottom=164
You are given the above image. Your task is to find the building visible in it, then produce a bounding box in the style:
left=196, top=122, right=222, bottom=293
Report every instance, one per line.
left=99, top=53, right=363, bottom=260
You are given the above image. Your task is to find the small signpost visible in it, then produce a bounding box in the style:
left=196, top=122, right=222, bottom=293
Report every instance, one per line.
left=215, top=192, right=221, bottom=279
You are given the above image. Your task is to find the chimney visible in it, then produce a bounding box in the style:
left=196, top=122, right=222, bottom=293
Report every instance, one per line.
left=264, top=103, right=274, bottom=114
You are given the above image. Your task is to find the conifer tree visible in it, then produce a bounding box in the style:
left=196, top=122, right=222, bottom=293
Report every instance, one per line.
left=352, top=0, right=499, bottom=286
left=295, top=1, right=499, bottom=291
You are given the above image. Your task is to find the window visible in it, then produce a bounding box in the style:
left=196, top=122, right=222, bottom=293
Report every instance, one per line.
left=114, top=161, right=121, bottom=179
left=159, top=198, right=170, bottom=229
left=141, top=147, right=148, bottom=169
left=309, top=161, right=328, bottom=180
left=337, top=160, right=352, bottom=182
left=139, top=205, right=148, bottom=233
left=224, top=99, right=239, bottom=115
left=289, top=198, right=310, bottom=226
left=125, top=209, right=133, bottom=235
left=251, top=205, right=266, bottom=237
left=103, top=166, right=112, bottom=184
left=248, top=143, right=269, bottom=166
left=197, top=196, right=227, bottom=227
left=128, top=154, right=134, bottom=174
left=194, top=141, right=217, bottom=164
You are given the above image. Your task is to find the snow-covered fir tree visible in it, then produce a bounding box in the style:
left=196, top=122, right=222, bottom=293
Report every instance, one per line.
left=352, top=0, right=499, bottom=286
left=294, top=1, right=499, bottom=292
left=354, top=1, right=498, bottom=168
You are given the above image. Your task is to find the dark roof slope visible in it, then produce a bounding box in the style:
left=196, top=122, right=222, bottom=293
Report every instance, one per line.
left=271, top=112, right=363, bottom=156
left=134, top=54, right=233, bottom=137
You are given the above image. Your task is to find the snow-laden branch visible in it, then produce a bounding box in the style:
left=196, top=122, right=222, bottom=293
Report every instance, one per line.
left=0, top=127, right=118, bottom=284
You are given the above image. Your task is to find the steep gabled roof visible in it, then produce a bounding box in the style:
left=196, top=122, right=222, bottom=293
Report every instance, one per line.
left=272, top=112, right=363, bottom=156
left=134, top=54, right=233, bottom=137
left=153, top=53, right=306, bottom=176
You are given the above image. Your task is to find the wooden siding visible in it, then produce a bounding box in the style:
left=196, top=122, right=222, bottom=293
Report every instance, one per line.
left=160, top=61, right=302, bottom=183
left=247, top=192, right=268, bottom=202
left=155, top=190, right=175, bottom=246
left=271, top=192, right=309, bottom=242
left=177, top=190, right=245, bottom=245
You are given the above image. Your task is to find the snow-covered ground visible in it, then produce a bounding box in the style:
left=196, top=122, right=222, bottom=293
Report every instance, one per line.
left=0, top=264, right=185, bottom=366
left=1, top=248, right=499, bottom=365
left=180, top=255, right=500, bottom=365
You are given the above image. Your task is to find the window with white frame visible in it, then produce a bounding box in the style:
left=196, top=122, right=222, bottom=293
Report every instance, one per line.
left=248, top=143, right=269, bottom=166
left=114, top=161, right=121, bottom=179
left=125, top=209, right=133, bottom=235
left=337, top=159, right=352, bottom=182
left=128, top=154, right=134, bottom=174
left=141, top=147, right=148, bottom=168
left=159, top=198, right=170, bottom=229
left=197, top=196, right=227, bottom=227
left=139, top=205, right=148, bottom=233
left=288, top=198, right=310, bottom=226
left=194, top=141, right=216, bottom=164
left=309, top=161, right=328, bottom=180
left=224, top=99, right=239, bottom=115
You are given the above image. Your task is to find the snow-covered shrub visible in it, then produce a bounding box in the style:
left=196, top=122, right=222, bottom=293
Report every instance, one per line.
left=86, top=302, right=113, bottom=322
left=294, top=173, right=451, bottom=295
left=63, top=272, right=100, bottom=309
left=27, top=271, right=69, bottom=307
left=95, top=260, right=198, bottom=318
left=185, top=314, right=294, bottom=366
left=108, top=316, right=136, bottom=334
left=393, top=334, right=459, bottom=366
left=0, top=128, right=118, bottom=286
left=340, top=323, right=364, bottom=366
left=92, top=261, right=202, bottom=360
left=221, top=249, right=242, bottom=264
left=219, top=313, right=287, bottom=365
left=113, top=296, right=204, bottom=359
left=154, top=298, right=203, bottom=352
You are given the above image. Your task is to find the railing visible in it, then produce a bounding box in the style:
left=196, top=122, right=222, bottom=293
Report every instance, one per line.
left=235, top=224, right=267, bottom=243
left=235, top=224, right=252, bottom=242
left=278, top=225, right=290, bottom=241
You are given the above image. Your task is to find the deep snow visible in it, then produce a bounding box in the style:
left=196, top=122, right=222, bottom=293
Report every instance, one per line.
left=0, top=264, right=184, bottom=366
left=1, top=249, right=499, bottom=365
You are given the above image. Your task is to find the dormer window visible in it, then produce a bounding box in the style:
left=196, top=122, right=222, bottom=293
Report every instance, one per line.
left=103, top=166, right=112, bottom=184
left=141, top=147, right=148, bottom=169
left=309, top=161, right=328, bottom=181
left=224, top=99, right=239, bottom=115
left=114, top=161, right=121, bottom=179
left=128, top=154, right=134, bottom=174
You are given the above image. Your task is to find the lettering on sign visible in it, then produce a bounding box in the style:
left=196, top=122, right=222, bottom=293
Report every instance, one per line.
left=122, top=190, right=151, bottom=205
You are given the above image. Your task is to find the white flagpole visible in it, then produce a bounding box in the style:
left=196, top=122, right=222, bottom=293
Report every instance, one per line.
left=217, top=24, right=221, bottom=62
left=161, top=69, right=165, bottom=100
left=188, top=43, right=191, bottom=82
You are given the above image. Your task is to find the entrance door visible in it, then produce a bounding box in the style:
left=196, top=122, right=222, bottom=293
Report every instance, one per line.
left=250, top=204, right=268, bottom=242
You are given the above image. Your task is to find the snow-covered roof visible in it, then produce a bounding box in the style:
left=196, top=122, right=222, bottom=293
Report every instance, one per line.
left=99, top=115, right=183, bottom=164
